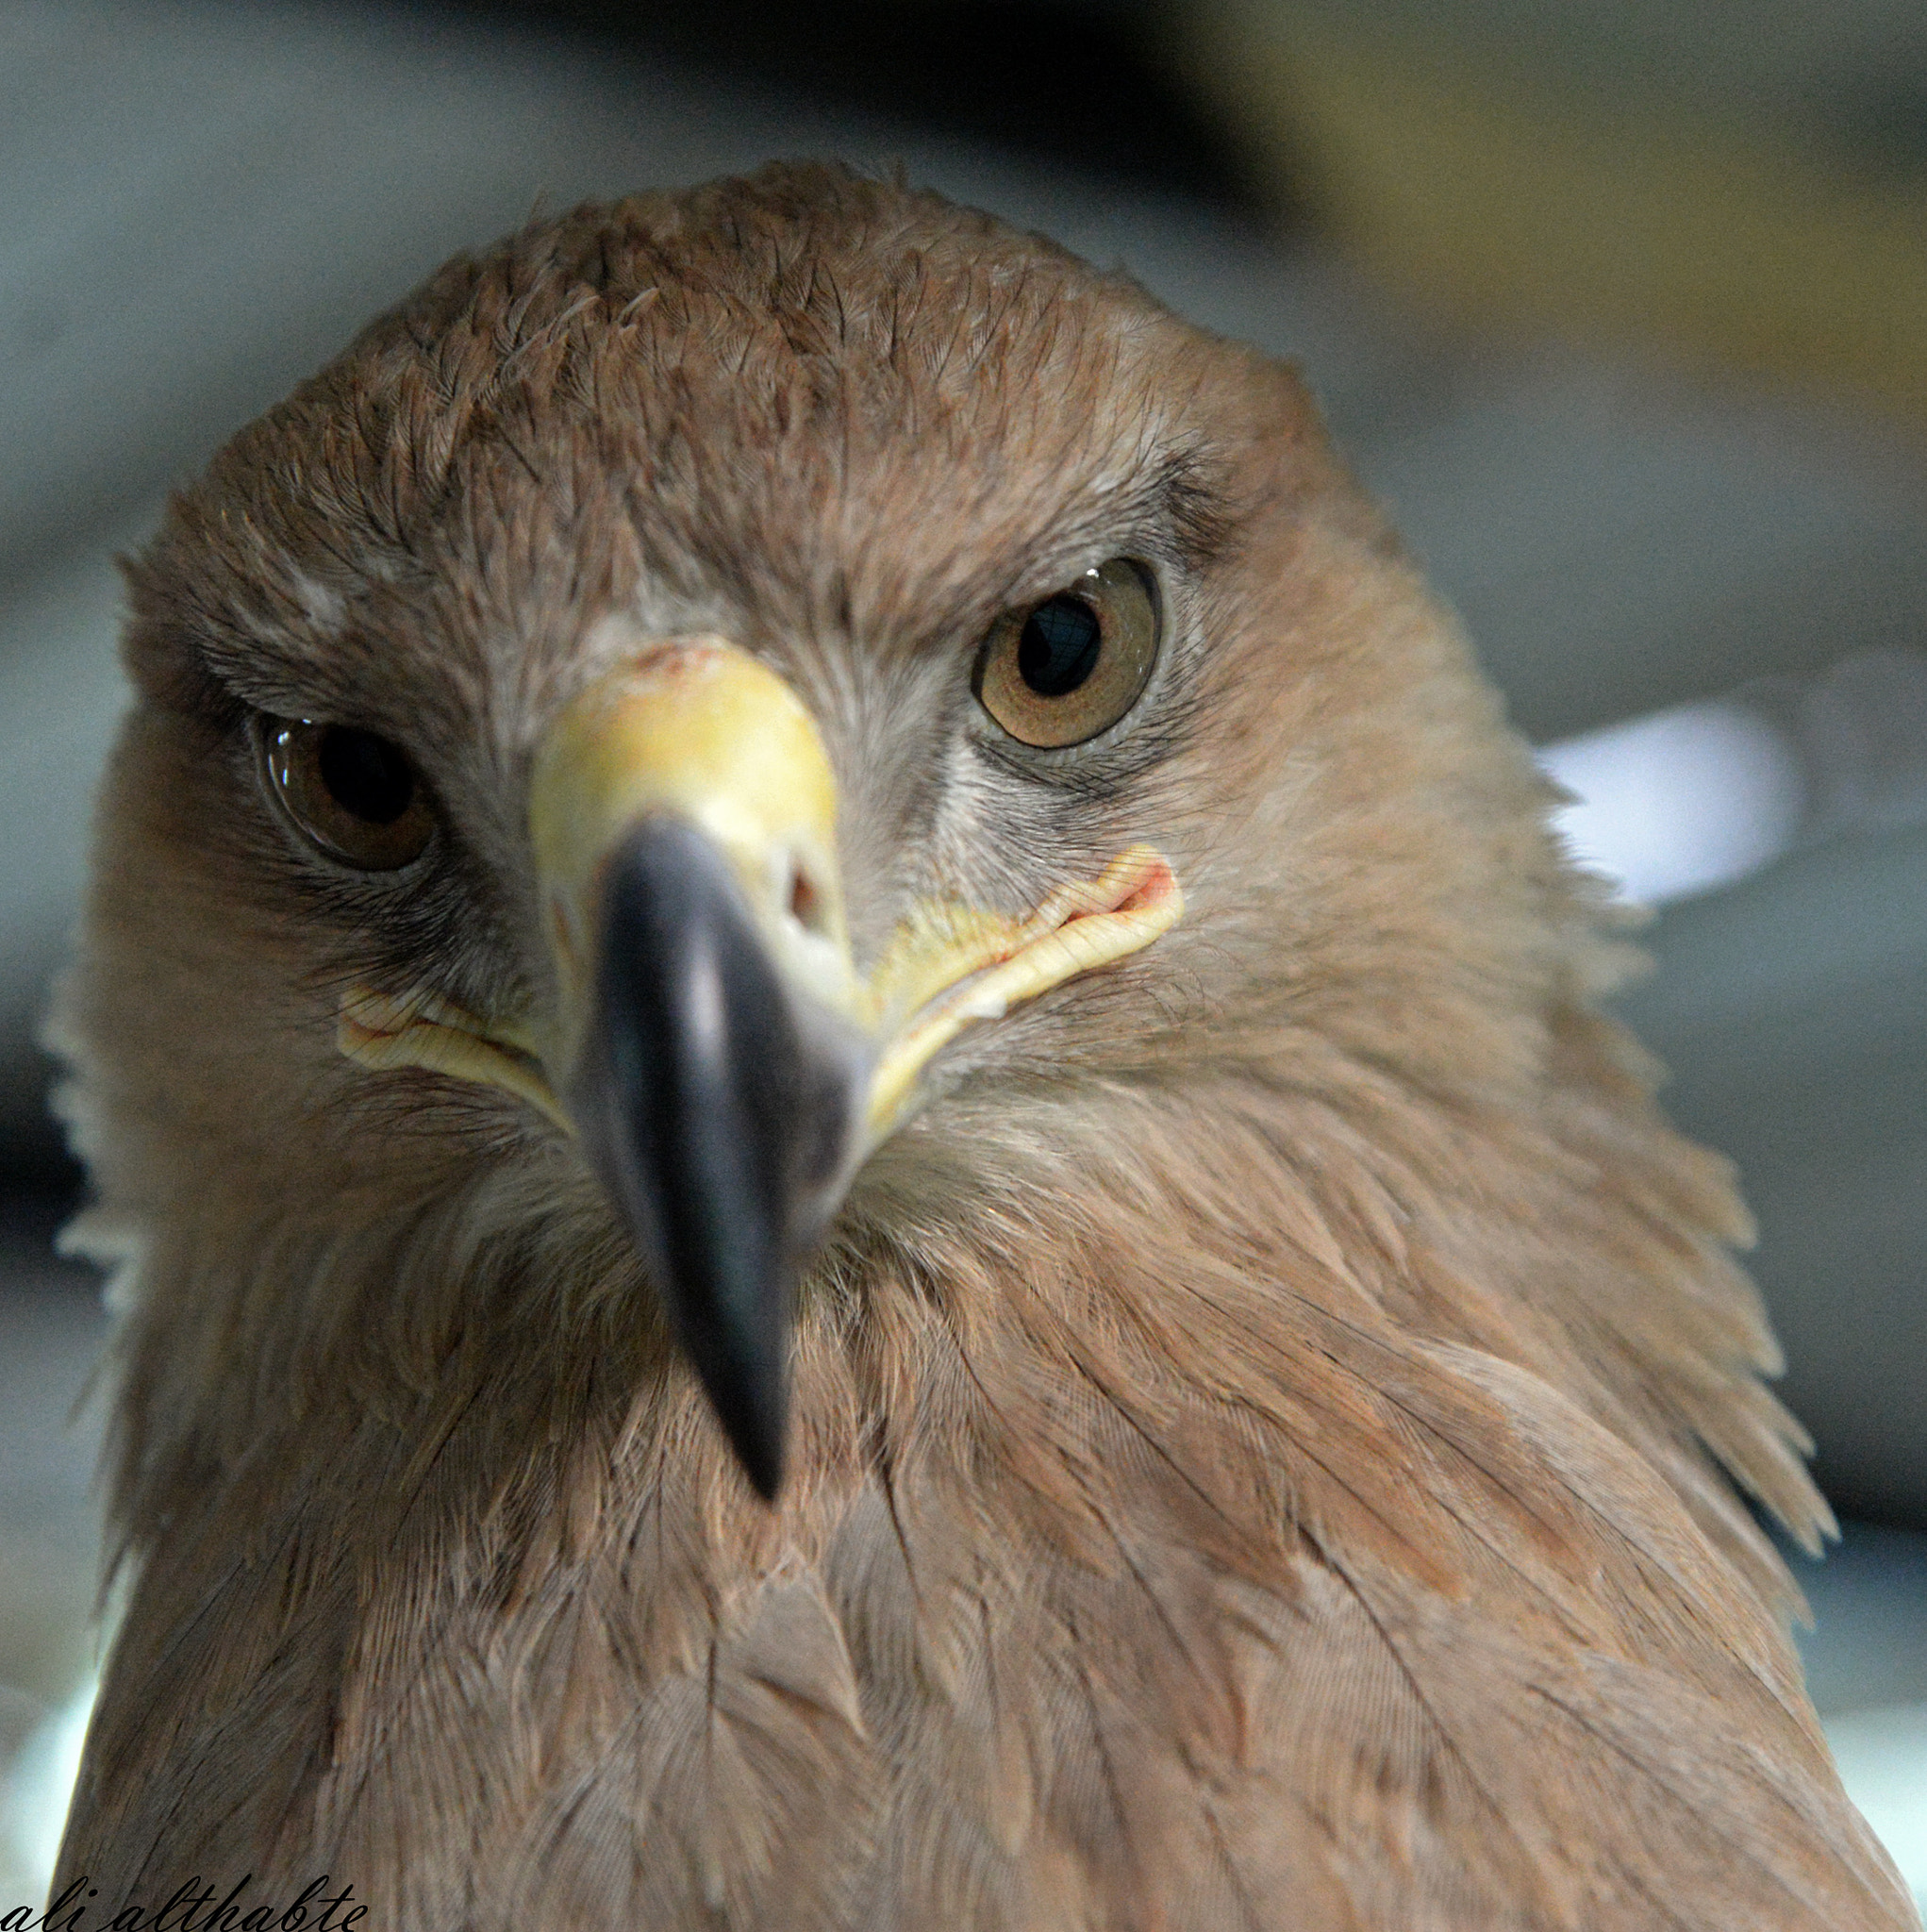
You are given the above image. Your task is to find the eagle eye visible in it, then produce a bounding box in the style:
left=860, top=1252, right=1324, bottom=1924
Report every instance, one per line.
left=261, top=718, right=436, bottom=870
left=974, top=558, right=1159, bottom=749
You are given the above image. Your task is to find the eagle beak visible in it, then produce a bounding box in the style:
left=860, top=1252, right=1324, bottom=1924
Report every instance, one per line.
left=526, top=641, right=868, bottom=1499
left=566, top=814, right=866, bottom=1498
left=339, top=636, right=1182, bottom=1496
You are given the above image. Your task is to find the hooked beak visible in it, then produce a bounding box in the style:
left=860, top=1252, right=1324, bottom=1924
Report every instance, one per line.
left=339, top=637, right=1182, bottom=1496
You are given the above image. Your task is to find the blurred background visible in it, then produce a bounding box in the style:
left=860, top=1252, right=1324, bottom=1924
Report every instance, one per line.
left=2, top=0, right=1925, bottom=1906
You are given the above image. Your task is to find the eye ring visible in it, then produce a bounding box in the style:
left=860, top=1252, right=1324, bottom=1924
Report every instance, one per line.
left=973, top=558, right=1160, bottom=749
left=259, top=717, right=437, bottom=871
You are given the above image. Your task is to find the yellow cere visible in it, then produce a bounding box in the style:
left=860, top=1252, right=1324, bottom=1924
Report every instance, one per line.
left=527, top=638, right=854, bottom=1048
left=336, top=638, right=1183, bottom=1148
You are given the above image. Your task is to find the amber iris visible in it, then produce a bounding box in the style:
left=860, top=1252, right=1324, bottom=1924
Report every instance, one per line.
left=261, top=718, right=436, bottom=870
left=974, top=558, right=1159, bottom=748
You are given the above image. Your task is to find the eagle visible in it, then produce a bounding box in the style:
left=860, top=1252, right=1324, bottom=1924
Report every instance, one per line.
left=45, top=162, right=1916, bottom=1929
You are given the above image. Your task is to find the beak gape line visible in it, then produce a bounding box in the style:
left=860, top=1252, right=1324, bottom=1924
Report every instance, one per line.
left=336, top=638, right=1184, bottom=1496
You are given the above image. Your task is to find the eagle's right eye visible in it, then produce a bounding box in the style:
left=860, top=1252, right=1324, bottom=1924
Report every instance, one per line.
left=974, top=558, right=1160, bottom=750
left=260, top=718, right=436, bottom=871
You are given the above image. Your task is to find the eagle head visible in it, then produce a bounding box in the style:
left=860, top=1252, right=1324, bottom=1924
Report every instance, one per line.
left=66, top=162, right=1573, bottom=1506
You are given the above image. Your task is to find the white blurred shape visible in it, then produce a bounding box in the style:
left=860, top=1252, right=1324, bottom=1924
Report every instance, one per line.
left=0, top=1670, right=92, bottom=1908
left=1825, top=1702, right=1927, bottom=1909
left=1539, top=700, right=1807, bottom=905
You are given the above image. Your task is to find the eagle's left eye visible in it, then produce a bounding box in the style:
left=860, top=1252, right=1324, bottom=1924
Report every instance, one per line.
left=260, top=718, right=436, bottom=871
left=974, top=558, right=1159, bottom=749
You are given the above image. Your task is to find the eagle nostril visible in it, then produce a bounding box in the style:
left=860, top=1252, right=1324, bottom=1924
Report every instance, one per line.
left=789, top=861, right=825, bottom=937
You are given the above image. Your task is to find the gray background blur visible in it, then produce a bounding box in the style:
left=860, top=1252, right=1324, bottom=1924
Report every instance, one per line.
left=2, top=0, right=1924, bottom=1904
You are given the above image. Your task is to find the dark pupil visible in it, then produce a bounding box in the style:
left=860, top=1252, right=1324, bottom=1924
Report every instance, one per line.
left=317, top=725, right=414, bottom=824
left=1016, top=595, right=1103, bottom=697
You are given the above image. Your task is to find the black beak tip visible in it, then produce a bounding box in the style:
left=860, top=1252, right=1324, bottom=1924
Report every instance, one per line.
left=689, top=1343, right=788, bottom=1502
left=736, top=1424, right=785, bottom=1505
